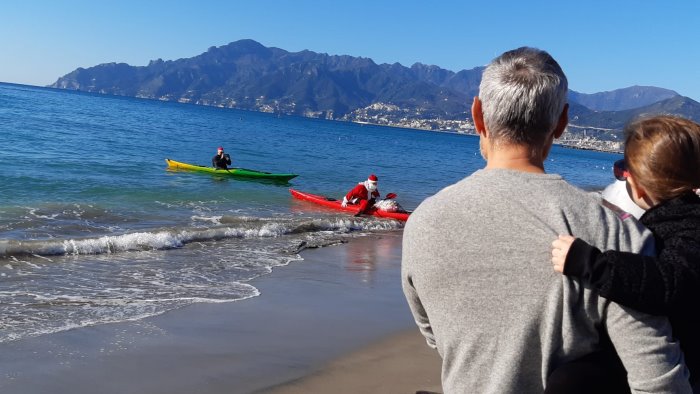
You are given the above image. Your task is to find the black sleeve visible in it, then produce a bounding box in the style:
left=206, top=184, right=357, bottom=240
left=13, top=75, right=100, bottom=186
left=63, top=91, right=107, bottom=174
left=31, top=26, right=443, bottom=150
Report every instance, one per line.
left=563, top=238, right=696, bottom=315
left=225, top=154, right=231, bottom=165
left=212, top=155, right=217, bottom=167
left=563, top=238, right=604, bottom=279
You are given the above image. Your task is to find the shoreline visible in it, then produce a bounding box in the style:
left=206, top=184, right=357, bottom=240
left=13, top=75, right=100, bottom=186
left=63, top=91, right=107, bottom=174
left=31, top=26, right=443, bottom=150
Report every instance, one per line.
left=0, top=233, right=442, bottom=394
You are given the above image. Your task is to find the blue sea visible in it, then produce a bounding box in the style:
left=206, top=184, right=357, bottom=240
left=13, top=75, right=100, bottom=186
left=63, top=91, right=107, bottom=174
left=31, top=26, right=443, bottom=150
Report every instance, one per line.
left=0, top=82, right=622, bottom=343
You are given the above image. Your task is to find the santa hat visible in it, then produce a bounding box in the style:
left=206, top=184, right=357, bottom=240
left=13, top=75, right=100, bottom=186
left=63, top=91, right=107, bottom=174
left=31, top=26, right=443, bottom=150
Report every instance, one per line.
left=368, top=174, right=378, bottom=182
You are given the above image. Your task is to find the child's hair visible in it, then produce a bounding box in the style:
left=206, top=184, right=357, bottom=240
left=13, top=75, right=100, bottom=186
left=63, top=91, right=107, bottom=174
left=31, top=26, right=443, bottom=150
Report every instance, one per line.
left=624, top=115, right=700, bottom=201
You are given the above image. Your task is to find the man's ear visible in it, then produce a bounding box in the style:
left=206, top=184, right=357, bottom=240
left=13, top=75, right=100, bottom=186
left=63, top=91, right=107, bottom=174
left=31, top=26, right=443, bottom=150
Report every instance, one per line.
left=553, top=104, right=569, bottom=139
left=472, top=97, right=487, bottom=137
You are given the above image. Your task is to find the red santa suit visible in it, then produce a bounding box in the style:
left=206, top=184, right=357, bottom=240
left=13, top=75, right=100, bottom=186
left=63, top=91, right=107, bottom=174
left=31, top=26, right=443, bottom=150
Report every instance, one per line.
left=342, top=175, right=380, bottom=214
left=344, top=182, right=380, bottom=204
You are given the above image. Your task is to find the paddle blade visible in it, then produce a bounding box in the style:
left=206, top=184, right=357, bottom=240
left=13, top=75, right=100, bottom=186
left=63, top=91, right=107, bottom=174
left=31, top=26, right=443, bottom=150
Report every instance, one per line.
left=385, top=193, right=397, bottom=199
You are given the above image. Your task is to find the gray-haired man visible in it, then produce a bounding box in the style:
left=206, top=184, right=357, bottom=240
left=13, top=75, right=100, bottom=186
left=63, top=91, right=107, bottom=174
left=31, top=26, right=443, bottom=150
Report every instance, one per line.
left=401, top=47, right=690, bottom=393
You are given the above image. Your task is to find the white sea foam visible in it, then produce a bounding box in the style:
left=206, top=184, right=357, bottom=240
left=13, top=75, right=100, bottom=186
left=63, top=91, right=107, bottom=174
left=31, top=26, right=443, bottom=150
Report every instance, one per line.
left=27, top=208, right=59, bottom=220
left=0, top=274, right=262, bottom=343
left=0, top=212, right=401, bottom=343
left=1, top=216, right=403, bottom=259
left=191, top=215, right=223, bottom=224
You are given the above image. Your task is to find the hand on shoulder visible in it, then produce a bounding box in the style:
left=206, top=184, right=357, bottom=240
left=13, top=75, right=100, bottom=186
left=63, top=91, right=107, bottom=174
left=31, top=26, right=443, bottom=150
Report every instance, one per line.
left=551, top=235, right=576, bottom=273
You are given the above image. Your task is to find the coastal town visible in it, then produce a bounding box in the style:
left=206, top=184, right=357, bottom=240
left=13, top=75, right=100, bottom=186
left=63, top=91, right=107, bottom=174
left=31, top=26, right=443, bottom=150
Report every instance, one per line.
left=342, top=102, right=624, bottom=153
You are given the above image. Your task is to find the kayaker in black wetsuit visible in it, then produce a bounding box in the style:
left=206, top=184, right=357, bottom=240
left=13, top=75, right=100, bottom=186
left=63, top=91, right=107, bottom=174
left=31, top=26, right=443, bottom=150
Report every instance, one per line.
left=212, top=146, right=231, bottom=169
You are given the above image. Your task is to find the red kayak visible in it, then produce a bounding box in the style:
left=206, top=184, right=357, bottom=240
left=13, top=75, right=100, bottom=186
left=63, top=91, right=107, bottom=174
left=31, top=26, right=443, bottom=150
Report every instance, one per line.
left=289, top=189, right=411, bottom=221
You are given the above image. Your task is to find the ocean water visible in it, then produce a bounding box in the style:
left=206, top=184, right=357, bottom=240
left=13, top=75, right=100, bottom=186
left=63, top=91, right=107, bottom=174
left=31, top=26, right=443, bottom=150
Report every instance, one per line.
left=0, top=82, right=622, bottom=343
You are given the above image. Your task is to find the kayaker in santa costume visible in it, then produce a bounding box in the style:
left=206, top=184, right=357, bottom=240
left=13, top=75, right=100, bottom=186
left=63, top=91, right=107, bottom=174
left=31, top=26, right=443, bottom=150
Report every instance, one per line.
left=341, top=174, right=380, bottom=214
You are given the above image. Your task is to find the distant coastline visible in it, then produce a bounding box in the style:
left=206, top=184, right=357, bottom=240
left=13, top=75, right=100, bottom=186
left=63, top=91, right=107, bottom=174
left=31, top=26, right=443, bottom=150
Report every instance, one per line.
left=347, top=117, right=623, bottom=154
left=0, top=81, right=622, bottom=154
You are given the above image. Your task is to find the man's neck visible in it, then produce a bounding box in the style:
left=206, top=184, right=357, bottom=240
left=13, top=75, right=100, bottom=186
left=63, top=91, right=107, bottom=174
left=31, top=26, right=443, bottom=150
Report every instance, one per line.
left=484, top=144, right=546, bottom=174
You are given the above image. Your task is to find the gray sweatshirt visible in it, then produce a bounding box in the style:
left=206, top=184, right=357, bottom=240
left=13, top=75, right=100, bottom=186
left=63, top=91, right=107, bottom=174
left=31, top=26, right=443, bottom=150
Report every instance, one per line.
left=402, top=169, right=690, bottom=393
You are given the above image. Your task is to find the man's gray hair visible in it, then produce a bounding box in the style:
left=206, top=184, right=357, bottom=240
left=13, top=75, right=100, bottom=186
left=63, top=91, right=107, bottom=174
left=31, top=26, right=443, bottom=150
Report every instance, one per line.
left=479, top=47, right=568, bottom=147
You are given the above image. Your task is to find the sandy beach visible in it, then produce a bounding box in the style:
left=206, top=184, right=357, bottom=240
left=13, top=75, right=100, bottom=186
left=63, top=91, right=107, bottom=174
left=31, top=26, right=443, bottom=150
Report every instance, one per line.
left=0, top=232, right=442, bottom=394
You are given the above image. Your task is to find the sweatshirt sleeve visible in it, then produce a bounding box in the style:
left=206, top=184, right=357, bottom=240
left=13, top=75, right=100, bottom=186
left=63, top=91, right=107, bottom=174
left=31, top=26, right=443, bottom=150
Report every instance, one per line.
left=402, top=272, right=437, bottom=349
left=401, top=213, right=437, bottom=349
left=604, top=302, right=691, bottom=393
left=564, top=238, right=692, bottom=315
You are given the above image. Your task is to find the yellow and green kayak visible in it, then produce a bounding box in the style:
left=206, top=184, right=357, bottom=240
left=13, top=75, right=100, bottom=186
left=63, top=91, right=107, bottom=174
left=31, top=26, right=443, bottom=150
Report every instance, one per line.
left=165, top=159, right=298, bottom=182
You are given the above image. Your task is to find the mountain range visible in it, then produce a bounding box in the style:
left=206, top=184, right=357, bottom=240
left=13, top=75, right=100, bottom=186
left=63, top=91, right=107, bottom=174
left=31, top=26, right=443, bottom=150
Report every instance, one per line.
left=50, top=39, right=700, bottom=139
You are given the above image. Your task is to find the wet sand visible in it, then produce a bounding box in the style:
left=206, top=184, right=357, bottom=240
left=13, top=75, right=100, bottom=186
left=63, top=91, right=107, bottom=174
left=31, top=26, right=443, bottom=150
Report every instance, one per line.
left=0, top=233, right=442, bottom=393
left=263, top=329, right=441, bottom=394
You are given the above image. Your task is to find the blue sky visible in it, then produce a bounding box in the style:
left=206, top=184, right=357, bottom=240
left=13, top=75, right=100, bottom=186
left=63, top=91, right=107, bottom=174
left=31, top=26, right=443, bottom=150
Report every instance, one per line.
left=2, top=0, right=699, bottom=101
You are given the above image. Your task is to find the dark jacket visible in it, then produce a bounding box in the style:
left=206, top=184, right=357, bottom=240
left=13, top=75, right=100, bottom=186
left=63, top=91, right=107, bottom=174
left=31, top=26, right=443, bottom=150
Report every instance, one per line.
left=565, top=191, right=700, bottom=381
left=212, top=153, right=231, bottom=169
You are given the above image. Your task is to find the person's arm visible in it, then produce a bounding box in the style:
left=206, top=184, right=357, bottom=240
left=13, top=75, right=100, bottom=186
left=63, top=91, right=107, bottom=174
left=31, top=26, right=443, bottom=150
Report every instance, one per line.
left=604, top=302, right=691, bottom=393
left=212, top=156, right=217, bottom=167
left=224, top=154, right=231, bottom=165
left=344, top=186, right=356, bottom=202
left=401, top=221, right=437, bottom=349
left=341, top=187, right=355, bottom=207
left=402, top=273, right=436, bottom=348
left=554, top=236, right=697, bottom=315
left=342, top=185, right=361, bottom=207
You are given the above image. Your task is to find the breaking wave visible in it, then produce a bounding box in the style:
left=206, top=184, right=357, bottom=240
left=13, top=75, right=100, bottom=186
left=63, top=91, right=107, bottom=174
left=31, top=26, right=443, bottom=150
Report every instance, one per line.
left=0, top=215, right=403, bottom=259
